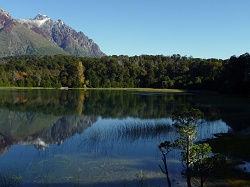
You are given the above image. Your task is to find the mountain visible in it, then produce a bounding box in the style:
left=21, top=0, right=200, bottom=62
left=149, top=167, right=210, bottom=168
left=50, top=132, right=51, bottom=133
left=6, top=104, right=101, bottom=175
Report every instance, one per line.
left=0, top=8, right=69, bottom=57
left=17, top=13, right=106, bottom=57
left=0, top=8, right=105, bottom=58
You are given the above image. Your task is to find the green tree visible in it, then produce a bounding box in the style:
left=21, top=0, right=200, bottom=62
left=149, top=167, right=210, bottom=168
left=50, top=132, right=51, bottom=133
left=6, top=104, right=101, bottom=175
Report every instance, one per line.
left=86, top=69, right=100, bottom=88
left=63, top=62, right=86, bottom=88
left=59, top=69, right=68, bottom=87
left=172, top=105, right=204, bottom=187
left=191, top=144, right=222, bottom=187
left=168, top=105, right=225, bottom=187
left=40, top=74, right=52, bottom=88
left=76, top=61, right=85, bottom=87
left=161, top=76, right=174, bottom=88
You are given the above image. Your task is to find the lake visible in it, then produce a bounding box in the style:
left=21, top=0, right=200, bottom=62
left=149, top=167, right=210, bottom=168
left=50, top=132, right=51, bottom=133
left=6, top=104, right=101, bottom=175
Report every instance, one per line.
left=0, top=89, right=249, bottom=187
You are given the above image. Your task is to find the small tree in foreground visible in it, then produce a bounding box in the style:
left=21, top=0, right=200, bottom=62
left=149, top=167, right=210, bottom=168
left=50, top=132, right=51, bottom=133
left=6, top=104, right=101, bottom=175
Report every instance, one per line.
left=192, top=144, right=225, bottom=187
left=159, top=105, right=224, bottom=187
left=172, top=104, right=204, bottom=187
left=158, top=141, right=173, bottom=187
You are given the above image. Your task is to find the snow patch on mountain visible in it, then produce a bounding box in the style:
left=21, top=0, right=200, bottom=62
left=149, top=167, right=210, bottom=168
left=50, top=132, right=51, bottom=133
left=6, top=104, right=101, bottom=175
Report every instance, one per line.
left=34, top=13, right=50, bottom=20
left=12, top=10, right=106, bottom=57
left=56, top=19, right=64, bottom=25
left=17, top=17, right=50, bottom=28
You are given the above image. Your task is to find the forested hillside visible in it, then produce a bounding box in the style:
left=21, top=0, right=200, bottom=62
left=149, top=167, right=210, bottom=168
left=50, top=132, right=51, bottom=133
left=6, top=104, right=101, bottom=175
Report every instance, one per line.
left=0, top=53, right=249, bottom=94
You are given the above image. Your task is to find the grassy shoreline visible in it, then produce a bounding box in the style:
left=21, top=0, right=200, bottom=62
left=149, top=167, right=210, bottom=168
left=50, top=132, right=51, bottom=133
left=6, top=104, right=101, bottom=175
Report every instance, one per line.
left=0, top=86, right=56, bottom=90
left=0, top=86, right=185, bottom=92
left=86, top=87, right=185, bottom=92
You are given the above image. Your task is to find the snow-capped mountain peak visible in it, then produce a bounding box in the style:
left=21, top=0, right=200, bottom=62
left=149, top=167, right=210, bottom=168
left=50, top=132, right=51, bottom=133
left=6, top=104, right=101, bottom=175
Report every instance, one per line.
left=55, top=19, right=65, bottom=26
left=4, top=8, right=106, bottom=57
left=17, top=14, right=51, bottom=28
left=34, top=13, right=50, bottom=20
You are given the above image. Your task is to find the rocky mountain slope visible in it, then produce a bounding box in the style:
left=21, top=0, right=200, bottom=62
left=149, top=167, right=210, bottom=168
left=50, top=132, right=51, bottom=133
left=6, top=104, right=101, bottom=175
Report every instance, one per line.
left=0, top=8, right=68, bottom=57
left=17, top=14, right=106, bottom=57
left=0, top=8, right=105, bottom=58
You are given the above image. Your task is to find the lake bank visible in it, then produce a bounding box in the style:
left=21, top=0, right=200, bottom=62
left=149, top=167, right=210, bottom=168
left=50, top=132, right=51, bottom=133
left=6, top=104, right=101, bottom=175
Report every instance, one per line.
left=205, top=132, right=250, bottom=186
left=0, top=86, right=185, bottom=92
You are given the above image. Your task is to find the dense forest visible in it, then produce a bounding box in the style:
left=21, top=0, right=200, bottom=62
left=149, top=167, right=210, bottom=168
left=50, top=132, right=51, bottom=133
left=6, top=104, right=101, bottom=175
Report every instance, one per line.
left=0, top=53, right=249, bottom=94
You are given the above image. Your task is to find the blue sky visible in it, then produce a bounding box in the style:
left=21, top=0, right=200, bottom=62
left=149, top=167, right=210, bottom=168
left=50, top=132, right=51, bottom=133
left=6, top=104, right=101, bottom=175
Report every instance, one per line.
left=1, top=0, right=250, bottom=59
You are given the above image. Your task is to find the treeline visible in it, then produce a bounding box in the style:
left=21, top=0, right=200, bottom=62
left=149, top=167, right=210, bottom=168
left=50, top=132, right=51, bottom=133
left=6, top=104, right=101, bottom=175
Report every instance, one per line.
left=0, top=53, right=250, bottom=93
left=0, top=55, right=85, bottom=88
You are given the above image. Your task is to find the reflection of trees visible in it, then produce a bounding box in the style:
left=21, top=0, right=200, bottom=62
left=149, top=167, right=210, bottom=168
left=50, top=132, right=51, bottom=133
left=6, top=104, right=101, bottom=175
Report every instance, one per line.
left=0, top=90, right=191, bottom=118
left=5, top=90, right=89, bottom=115
left=83, top=90, right=192, bottom=118
left=0, top=90, right=84, bottom=116
left=0, top=90, right=249, bottom=130
left=190, top=92, right=250, bottom=131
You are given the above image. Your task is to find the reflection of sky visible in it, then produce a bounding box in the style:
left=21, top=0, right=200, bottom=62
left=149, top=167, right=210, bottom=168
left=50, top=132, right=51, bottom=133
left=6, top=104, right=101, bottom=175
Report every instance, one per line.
left=76, top=117, right=231, bottom=160
left=1, top=118, right=231, bottom=159
left=196, top=119, right=231, bottom=140
left=0, top=117, right=231, bottom=187
left=85, top=117, right=231, bottom=143
left=238, top=162, right=250, bottom=173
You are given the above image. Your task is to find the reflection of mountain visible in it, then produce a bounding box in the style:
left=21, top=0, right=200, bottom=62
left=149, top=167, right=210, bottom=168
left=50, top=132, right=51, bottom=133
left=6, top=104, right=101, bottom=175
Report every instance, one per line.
left=0, top=109, right=98, bottom=155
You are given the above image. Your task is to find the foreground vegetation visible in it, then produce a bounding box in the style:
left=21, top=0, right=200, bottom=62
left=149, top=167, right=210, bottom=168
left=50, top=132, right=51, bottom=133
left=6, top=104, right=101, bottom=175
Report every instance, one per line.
left=159, top=105, right=226, bottom=187
left=207, top=133, right=250, bottom=162
left=0, top=53, right=249, bottom=94
left=206, top=134, right=250, bottom=186
left=159, top=105, right=250, bottom=187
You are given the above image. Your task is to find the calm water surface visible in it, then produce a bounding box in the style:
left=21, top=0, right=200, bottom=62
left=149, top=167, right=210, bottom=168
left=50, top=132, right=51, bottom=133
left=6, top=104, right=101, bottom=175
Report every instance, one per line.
left=0, top=89, right=248, bottom=186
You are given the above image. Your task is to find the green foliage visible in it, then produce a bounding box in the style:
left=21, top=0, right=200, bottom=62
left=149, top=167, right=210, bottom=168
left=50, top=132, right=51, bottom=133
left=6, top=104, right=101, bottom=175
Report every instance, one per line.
left=0, top=53, right=249, bottom=93
left=192, top=149, right=225, bottom=187
left=160, top=105, right=225, bottom=187
left=207, top=134, right=250, bottom=162
left=0, top=55, right=86, bottom=88
left=222, top=53, right=250, bottom=93
left=172, top=105, right=204, bottom=187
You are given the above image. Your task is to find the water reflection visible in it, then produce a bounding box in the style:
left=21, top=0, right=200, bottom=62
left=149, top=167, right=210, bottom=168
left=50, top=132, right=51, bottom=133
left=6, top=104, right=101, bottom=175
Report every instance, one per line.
left=0, top=118, right=230, bottom=186
left=0, top=90, right=192, bottom=118
left=0, top=90, right=239, bottom=186
left=0, top=108, right=97, bottom=155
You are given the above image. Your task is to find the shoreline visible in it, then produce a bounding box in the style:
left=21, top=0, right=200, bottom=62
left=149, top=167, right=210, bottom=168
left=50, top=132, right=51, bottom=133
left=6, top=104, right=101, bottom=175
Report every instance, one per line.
left=0, top=86, right=186, bottom=93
